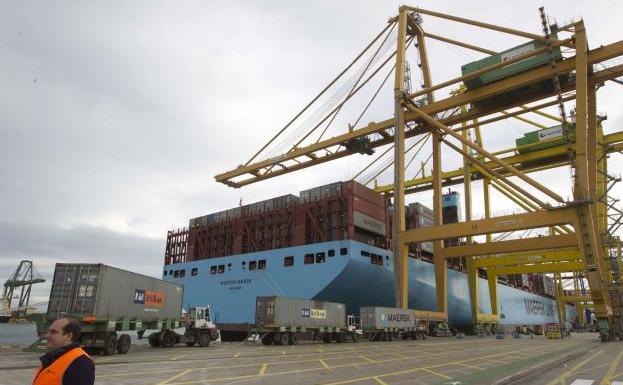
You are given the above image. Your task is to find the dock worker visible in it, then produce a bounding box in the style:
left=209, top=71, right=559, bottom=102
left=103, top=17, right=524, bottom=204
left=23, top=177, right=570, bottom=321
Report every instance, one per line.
left=32, top=317, right=95, bottom=385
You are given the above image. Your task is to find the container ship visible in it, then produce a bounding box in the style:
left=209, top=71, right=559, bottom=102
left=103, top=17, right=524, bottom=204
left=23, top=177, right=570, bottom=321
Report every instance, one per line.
left=162, top=181, right=575, bottom=334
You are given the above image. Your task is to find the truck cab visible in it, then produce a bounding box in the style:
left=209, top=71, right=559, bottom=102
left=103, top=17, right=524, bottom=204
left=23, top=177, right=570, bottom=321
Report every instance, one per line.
left=189, top=306, right=216, bottom=330
left=347, top=315, right=363, bottom=335
left=148, top=304, right=219, bottom=348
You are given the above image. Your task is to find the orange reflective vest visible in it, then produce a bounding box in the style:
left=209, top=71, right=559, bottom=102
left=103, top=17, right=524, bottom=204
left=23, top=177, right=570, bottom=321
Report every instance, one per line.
left=32, top=347, right=91, bottom=385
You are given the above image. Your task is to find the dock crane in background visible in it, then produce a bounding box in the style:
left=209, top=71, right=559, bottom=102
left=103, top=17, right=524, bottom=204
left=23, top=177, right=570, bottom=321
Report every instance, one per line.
left=214, top=5, right=623, bottom=340
left=1, top=260, right=45, bottom=319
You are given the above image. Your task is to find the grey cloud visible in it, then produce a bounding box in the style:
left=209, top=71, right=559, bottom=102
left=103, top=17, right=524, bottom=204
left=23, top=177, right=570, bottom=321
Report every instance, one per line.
left=0, top=221, right=164, bottom=304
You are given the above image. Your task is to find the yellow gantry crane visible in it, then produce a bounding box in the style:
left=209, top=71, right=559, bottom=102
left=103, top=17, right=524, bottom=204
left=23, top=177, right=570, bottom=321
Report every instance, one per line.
left=215, top=6, right=623, bottom=340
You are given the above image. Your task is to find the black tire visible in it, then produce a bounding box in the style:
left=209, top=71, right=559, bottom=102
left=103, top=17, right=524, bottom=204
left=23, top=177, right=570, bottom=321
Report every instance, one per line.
left=261, top=334, right=273, bottom=345
left=198, top=333, right=211, bottom=347
left=102, top=333, right=117, bottom=356
left=148, top=332, right=161, bottom=347
left=288, top=332, right=299, bottom=345
left=337, top=333, right=346, bottom=343
left=185, top=341, right=196, bottom=347
left=273, top=332, right=281, bottom=345
left=323, top=333, right=331, bottom=343
left=161, top=331, right=176, bottom=348
left=116, top=334, right=131, bottom=354
left=402, top=333, right=408, bottom=340
left=279, top=332, right=289, bottom=346
left=388, top=333, right=393, bottom=341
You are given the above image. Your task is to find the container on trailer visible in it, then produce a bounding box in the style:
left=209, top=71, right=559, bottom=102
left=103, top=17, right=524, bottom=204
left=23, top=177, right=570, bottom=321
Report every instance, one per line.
left=47, top=263, right=184, bottom=322
left=255, top=296, right=346, bottom=329
left=359, top=306, right=417, bottom=330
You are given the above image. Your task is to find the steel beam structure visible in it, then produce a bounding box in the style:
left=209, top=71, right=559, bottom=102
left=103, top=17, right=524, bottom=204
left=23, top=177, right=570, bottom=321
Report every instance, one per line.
left=215, top=42, right=623, bottom=187
left=215, top=6, right=623, bottom=337
left=441, top=235, right=578, bottom=259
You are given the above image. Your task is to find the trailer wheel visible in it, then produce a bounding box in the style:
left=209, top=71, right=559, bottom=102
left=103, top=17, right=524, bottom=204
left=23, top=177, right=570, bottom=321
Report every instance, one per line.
left=161, top=331, right=176, bottom=348
left=322, top=333, right=331, bottom=343
left=336, top=333, right=346, bottom=343
left=116, top=334, right=131, bottom=354
left=274, top=332, right=289, bottom=346
left=273, top=332, right=282, bottom=345
left=102, top=334, right=117, bottom=356
left=288, top=332, right=299, bottom=345
left=198, top=333, right=211, bottom=347
left=148, top=332, right=161, bottom=347
left=185, top=341, right=196, bottom=347
left=261, top=334, right=273, bottom=345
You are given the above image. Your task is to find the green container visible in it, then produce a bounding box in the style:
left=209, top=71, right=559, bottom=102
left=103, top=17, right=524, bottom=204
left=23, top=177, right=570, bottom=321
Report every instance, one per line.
left=462, top=35, right=562, bottom=90
left=515, top=125, right=575, bottom=154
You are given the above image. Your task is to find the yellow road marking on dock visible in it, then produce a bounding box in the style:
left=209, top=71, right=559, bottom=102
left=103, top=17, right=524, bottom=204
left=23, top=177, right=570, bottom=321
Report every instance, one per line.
left=100, top=341, right=556, bottom=379
left=455, top=362, right=486, bottom=370
left=319, top=359, right=330, bottom=369
left=163, top=343, right=557, bottom=385
left=315, top=344, right=559, bottom=385
left=612, top=370, right=623, bottom=380
left=480, top=357, right=510, bottom=364
left=422, top=368, right=453, bottom=379
left=155, top=368, right=193, bottom=385
left=172, top=373, right=258, bottom=385
left=600, top=349, right=623, bottom=385
left=392, top=352, right=410, bottom=359
left=373, top=377, right=389, bottom=385
left=122, top=338, right=587, bottom=384
left=359, top=355, right=379, bottom=363
left=233, top=352, right=241, bottom=358
left=170, top=355, right=185, bottom=361
left=544, top=346, right=607, bottom=385
left=259, top=363, right=268, bottom=376
left=95, top=357, right=116, bottom=364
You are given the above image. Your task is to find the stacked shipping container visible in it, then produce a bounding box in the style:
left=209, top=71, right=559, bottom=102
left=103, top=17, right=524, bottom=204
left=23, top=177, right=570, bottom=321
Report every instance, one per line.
left=165, top=181, right=389, bottom=264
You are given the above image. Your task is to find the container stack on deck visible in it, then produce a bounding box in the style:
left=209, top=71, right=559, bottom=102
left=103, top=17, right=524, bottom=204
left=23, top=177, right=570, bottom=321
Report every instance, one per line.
left=164, top=181, right=389, bottom=265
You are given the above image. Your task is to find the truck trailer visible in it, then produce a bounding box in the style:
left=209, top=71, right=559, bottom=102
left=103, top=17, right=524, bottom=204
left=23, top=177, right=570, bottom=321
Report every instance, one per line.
left=44, top=263, right=219, bottom=355
left=253, top=296, right=361, bottom=345
left=360, top=306, right=427, bottom=341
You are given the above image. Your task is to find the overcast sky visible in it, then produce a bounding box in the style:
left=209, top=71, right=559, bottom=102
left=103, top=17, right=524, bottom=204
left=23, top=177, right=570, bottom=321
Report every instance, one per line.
left=1, top=0, right=622, bottom=304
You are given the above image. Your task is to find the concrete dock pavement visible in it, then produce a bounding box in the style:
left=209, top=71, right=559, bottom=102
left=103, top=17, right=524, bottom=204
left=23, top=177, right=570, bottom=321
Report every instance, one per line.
left=0, top=333, right=620, bottom=385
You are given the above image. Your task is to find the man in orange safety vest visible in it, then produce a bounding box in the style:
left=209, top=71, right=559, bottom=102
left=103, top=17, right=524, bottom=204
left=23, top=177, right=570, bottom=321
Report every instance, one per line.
left=32, top=318, right=94, bottom=385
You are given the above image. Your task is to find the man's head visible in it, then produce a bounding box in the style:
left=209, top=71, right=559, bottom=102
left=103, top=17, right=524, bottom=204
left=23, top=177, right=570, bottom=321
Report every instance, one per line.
left=45, top=318, right=81, bottom=351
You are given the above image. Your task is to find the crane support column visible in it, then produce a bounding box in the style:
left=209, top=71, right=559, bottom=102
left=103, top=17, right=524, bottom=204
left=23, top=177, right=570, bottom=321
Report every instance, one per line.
left=393, top=8, right=409, bottom=308
left=572, top=21, right=613, bottom=339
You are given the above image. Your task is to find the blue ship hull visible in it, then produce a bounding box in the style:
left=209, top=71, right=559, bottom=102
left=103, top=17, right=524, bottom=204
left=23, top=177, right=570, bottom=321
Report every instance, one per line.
left=163, top=240, right=575, bottom=326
